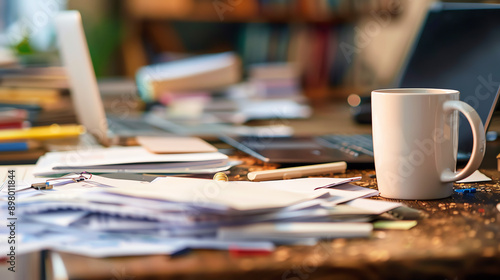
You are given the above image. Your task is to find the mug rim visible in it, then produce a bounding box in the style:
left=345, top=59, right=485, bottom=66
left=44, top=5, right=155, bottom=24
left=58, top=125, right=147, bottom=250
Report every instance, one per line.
left=372, top=88, right=459, bottom=95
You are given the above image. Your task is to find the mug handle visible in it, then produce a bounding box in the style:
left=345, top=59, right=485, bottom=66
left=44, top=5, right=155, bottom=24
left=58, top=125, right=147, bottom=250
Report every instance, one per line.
left=440, top=100, right=486, bottom=183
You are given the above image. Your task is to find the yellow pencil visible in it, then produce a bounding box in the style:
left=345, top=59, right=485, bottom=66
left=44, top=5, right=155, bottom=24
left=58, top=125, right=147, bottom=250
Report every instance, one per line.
left=0, top=124, right=85, bottom=141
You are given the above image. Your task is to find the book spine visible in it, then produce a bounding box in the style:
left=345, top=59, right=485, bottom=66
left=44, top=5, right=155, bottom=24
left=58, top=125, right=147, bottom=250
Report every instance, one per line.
left=0, top=121, right=29, bottom=130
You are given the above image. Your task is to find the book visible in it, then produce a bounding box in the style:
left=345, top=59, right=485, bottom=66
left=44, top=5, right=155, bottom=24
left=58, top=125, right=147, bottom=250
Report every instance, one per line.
left=0, top=66, right=69, bottom=89
left=0, top=108, right=30, bottom=129
left=136, top=52, right=242, bottom=102
left=0, top=87, right=64, bottom=108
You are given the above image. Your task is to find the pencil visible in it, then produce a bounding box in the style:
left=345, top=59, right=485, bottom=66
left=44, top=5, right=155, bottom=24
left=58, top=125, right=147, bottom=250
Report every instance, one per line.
left=0, top=124, right=85, bottom=141
left=247, top=161, right=347, bottom=181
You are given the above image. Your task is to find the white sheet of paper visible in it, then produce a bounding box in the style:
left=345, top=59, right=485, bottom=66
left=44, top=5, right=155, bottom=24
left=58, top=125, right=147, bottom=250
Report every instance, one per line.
left=0, top=165, right=36, bottom=185
left=255, top=178, right=377, bottom=206
left=255, top=177, right=361, bottom=193
left=15, top=233, right=78, bottom=255
left=373, top=220, right=418, bottom=230
left=104, top=177, right=331, bottom=211
left=53, top=236, right=187, bottom=258
left=33, top=146, right=228, bottom=176
left=181, top=239, right=274, bottom=251
left=345, top=198, right=402, bottom=215
left=456, top=170, right=492, bottom=183
left=322, top=184, right=379, bottom=206
left=36, top=162, right=237, bottom=176
left=217, top=222, right=373, bottom=241
left=26, top=211, right=90, bottom=227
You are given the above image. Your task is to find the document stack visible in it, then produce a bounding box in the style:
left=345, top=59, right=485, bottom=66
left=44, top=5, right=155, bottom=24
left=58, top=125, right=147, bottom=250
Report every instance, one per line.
left=32, top=145, right=234, bottom=176
left=0, top=174, right=404, bottom=258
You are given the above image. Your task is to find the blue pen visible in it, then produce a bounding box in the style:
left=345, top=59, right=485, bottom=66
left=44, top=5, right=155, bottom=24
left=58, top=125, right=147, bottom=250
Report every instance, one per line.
left=0, top=141, right=30, bottom=152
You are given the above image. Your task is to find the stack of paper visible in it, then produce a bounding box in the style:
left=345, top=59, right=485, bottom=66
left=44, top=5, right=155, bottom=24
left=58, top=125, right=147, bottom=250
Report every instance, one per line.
left=0, top=175, right=404, bottom=257
left=32, top=146, right=234, bottom=176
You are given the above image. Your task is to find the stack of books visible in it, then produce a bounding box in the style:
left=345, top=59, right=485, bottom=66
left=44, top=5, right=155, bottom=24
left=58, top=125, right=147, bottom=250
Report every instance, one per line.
left=0, top=107, right=29, bottom=129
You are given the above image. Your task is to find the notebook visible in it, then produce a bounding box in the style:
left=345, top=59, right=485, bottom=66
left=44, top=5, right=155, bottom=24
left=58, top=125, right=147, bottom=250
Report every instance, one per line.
left=221, top=3, right=500, bottom=164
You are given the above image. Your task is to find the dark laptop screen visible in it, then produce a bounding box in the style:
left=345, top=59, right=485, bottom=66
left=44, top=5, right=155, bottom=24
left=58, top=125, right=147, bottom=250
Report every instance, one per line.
left=398, top=3, right=500, bottom=154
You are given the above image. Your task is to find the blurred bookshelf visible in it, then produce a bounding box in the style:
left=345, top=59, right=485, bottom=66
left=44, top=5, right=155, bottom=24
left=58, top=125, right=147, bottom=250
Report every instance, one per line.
left=126, top=0, right=398, bottom=23
left=123, top=0, right=406, bottom=101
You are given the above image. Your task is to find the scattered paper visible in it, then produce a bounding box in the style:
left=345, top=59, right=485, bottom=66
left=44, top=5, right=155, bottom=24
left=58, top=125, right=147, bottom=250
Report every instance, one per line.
left=33, top=146, right=229, bottom=176
left=259, top=177, right=361, bottom=193
left=0, top=172, right=401, bottom=257
left=26, top=211, right=90, bottom=227
left=105, top=177, right=331, bottom=212
left=53, top=235, right=188, bottom=258
left=345, top=198, right=402, bottom=215
left=321, top=184, right=379, bottom=206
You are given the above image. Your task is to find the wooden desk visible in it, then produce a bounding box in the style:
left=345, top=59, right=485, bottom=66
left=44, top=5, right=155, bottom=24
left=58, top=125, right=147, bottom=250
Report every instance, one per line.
left=44, top=166, right=500, bottom=280
left=42, top=103, right=500, bottom=279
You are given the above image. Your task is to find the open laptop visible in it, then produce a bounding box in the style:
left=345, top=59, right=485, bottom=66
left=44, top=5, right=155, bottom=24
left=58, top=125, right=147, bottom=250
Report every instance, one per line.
left=54, top=11, right=176, bottom=146
left=221, top=2, right=500, bottom=164
left=55, top=11, right=298, bottom=145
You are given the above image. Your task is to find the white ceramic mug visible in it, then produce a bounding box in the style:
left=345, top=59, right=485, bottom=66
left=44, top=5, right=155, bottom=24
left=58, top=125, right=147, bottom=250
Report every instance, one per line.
left=371, top=88, right=486, bottom=200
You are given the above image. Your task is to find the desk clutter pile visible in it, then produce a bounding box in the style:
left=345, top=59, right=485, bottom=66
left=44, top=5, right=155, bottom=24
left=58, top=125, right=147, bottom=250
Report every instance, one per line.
left=0, top=154, right=415, bottom=258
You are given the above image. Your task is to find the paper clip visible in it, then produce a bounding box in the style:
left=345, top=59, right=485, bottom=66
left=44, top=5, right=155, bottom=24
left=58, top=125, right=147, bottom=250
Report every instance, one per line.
left=31, top=172, right=92, bottom=190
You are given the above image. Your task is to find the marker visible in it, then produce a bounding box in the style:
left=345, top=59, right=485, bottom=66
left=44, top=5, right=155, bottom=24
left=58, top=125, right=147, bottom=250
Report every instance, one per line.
left=247, top=161, right=347, bottom=181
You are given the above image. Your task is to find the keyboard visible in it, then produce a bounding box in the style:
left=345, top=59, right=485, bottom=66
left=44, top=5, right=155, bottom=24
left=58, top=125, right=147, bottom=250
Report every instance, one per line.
left=318, top=134, right=374, bottom=157
left=107, top=116, right=173, bottom=136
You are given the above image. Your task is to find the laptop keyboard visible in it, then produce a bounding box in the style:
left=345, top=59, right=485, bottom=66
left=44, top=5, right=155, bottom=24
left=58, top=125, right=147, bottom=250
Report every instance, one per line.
left=107, top=116, right=170, bottom=134
left=318, top=134, right=374, bottom=157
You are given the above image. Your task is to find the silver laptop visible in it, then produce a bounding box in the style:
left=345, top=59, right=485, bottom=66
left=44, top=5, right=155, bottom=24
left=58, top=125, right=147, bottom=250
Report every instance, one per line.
left=54, top=10, right=174, bottom=146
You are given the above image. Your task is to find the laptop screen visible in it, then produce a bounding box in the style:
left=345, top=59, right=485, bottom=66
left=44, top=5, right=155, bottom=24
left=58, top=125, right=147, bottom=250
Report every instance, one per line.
left=55, top=11, right=111, bottom=146
left=398, top=3, right=500, bottom=154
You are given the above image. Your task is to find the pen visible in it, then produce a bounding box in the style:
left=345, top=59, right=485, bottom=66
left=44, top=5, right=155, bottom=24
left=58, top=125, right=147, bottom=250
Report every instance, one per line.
left=0, top=140, right=40, bottom=152
left=247, top=161, right=347, bottom=181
